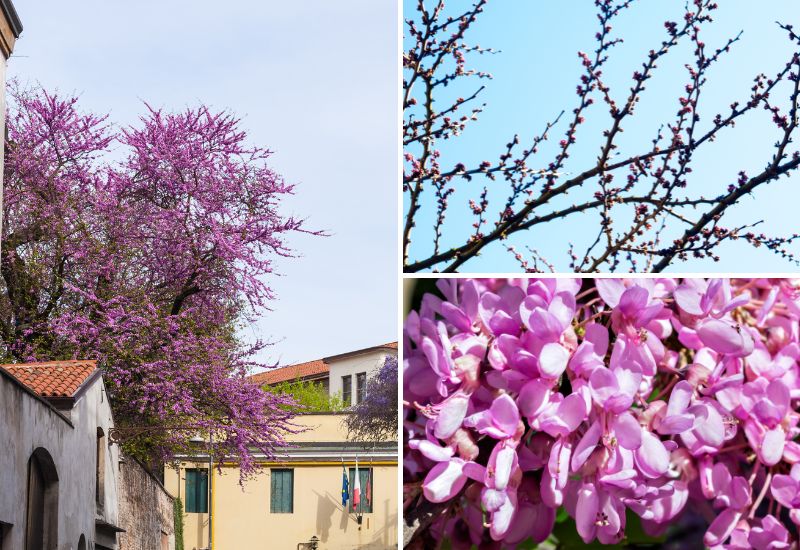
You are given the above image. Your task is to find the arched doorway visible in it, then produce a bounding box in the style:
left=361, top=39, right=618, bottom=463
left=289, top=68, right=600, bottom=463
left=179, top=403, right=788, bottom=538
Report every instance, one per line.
left=25, top=448, right=59, bottom=550
left=78, top=534, right=87, bottom=550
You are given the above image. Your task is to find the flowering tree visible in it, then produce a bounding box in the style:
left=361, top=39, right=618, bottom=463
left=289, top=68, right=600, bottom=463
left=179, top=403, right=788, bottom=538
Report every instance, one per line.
left=344, top=355, right=398, bottom=442
left=1, top=84, right=320, bottom=477
left=404, top=0, right=800, bottom=272
left=403, top=278, right=800, bottom=547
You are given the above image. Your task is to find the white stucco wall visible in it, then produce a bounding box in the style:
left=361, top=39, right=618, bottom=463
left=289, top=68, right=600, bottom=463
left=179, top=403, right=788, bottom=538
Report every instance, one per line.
left=0, top=371, right=121, bottom=550
left=0, top=56, right=6, bottom=262
left=327, top=349, right=396, bottom=406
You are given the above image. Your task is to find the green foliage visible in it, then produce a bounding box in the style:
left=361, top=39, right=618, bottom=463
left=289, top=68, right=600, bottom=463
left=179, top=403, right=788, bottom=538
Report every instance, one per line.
left=173, top=497, right=184, bottom=550
left=264, top=379, right=346, bottom=412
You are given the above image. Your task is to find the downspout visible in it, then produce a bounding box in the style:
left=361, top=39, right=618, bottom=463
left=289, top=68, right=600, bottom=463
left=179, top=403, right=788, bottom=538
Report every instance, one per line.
left=208, top=432, right=213, bottom=550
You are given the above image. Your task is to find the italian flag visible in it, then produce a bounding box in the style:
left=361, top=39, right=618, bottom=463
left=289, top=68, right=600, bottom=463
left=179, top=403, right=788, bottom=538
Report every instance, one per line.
left=353, top=458, right=361, bottom=508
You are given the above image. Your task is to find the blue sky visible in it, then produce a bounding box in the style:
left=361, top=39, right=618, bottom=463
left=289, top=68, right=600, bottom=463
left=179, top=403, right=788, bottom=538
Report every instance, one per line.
left=404, top=1, right=800, bottom=272
left=10, top=0, right=397, bottom=367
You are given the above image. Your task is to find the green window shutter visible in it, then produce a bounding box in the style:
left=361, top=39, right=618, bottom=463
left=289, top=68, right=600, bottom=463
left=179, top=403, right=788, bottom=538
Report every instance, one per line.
left=198, top=470, right=208, bottom=513
left=270, top=469, right=293, bottom=513
left=185, top=469, right=208, bottom=513
left=185, top=470, right=197, bottom=513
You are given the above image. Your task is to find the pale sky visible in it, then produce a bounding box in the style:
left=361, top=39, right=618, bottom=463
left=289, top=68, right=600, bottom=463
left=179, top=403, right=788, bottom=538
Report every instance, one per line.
left=404, top=1, right=800, bottom=272
left=9, top=0, right=398, bottom=367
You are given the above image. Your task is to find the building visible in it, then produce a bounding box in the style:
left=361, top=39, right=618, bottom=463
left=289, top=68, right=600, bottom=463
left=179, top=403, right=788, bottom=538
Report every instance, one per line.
left=0, top=0, right=21, bottom=258
left=166, top=342, right=399, bottom=550
left=249, top=342, right=398, bottom=407
left=0, top=360, right=123, bottom=549
left=0, top=360, right=176, bottom=550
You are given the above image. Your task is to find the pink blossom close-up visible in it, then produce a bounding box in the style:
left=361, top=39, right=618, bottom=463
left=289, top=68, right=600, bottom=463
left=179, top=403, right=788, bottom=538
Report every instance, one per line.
left=403, top=278, right=800, bottom=549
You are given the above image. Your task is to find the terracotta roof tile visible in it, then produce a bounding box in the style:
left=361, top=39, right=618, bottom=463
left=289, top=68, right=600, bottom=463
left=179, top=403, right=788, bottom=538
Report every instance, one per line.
left=250, top=342, right=398, bottom=386
left=0, top=360, right=98, bottom=398
left=249, top=359, right=329, bottom=386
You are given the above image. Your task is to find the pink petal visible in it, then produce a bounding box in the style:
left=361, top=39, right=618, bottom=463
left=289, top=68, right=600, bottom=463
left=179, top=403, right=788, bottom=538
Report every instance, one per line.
left=635, top=431, right=669, bottom=478
left=589, top=368, right=619, bottom=409
left=518, top=379, right=551, bottom=419
left=658, top=413, right=694, bottom=434
left=690, top=403, right=724, bottom=448
left=490, top=393, right=520, bottom=438
left=411, top=439, right=454, bottom=462
left=538, top=342, right=569, bottom=378
left=760, top=427, right=786, bottom=466
left=528, top=308, right=565, bottom=342
left=612, top=412, right=642, bottom=450
left=542, top=393, right=587, bottom=437
left=674, top=282, right=705, bottom=316
left=584, top=323, right=609, bottom=356
left=595, top=279, right=625, bottom=308
left=489, top=491, right=516, bottom=541
left=575, top=482, right=599, bottom=543
left=548, top=293, right=576, bottom=331
left=728, top=476, right=751, bottom=510
left=704, top=508, right=741, bottom=547
left=434, top=393, right=469, bottom=439
left=771, top=474, right=800, bottom=508
left=696, top=318, right=753, bottom=356
left=766, top=379, right=791, bottom=417
left=667, top=380, right=693, bottom=417
left=423, top=459, right=466, bottom=503
left=571, top=420, right=602, bottom=472
left=493, top=445, right=516, bottom=491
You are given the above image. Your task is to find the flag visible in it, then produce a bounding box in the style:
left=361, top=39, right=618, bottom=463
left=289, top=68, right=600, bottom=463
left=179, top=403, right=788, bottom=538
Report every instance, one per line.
left=365, top=468, right=372, bottom=506
left=353, top=458, right=361, bottom=509
left=341, top=465, right=349, bottom=506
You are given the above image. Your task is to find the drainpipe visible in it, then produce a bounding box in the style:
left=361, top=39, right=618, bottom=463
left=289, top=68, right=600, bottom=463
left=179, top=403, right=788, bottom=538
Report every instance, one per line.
left=208, top=432, right=213, bottom=550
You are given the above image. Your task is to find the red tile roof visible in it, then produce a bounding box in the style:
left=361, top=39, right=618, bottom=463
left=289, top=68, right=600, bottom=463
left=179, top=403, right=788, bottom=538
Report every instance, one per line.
left=0, top=360, right=98, bottom=398
left=250, top=342, right=398, bottom=386
left=250, top=359, right=329, bottom=386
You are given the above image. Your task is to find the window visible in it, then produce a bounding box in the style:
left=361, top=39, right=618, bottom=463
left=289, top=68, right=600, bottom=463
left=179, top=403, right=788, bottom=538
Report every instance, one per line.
left=348, top=467, right=373, bottom=513
left=342, top=375, right=352, bottom=405
left=96, top=428, right=106, bottom=509
left=185, top=469, right=208, bottom=513
left=356, top=372, right=367, bottom=404
left=270, top=469, right=294, bottom=513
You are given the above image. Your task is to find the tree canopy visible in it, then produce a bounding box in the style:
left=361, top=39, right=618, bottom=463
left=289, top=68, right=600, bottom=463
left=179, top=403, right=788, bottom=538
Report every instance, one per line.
left=1, top=83, right=320, bottom=476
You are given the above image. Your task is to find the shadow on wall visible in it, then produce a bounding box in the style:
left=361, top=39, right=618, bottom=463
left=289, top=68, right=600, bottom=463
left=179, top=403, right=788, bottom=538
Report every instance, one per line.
left=315, top=490, right=337, bottom=542
left=312, top=491, right=398, bottom=549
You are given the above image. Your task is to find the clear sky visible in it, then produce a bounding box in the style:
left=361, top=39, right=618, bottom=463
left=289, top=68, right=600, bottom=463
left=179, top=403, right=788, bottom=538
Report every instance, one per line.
left=10, top=0, right=397, bottom=367
left=404, top=1, right=800, bottom=272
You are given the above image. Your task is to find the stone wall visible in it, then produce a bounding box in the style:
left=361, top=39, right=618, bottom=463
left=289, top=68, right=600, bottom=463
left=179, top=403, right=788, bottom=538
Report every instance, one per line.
left=118, top=455, right=175, bottom=550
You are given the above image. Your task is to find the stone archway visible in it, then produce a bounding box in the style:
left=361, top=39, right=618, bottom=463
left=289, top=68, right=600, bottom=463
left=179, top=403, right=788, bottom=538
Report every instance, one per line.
left=25, top=447, right=59, bottom=550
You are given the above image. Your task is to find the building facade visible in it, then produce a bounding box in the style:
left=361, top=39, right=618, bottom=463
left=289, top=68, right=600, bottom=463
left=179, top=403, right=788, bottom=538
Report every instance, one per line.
left=0, top=361, right=123, bottom=550
left=0, top=0, right=21, bottom=259
left=165, top=415, right=397, bottom=550
left=0, top=360, right=176, bottom=550
left=250, top=342, right=397, bottom=408
left=166, top=343, right=399, bottom=550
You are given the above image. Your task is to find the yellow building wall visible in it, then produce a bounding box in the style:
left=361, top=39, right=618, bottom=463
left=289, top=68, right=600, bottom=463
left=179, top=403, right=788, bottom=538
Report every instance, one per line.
left=163, top=415, right=398, bottom=550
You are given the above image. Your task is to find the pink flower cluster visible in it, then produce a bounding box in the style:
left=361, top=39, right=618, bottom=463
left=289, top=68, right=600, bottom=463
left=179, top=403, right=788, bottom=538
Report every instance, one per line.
left=403, top=278, right=800, bottom=548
